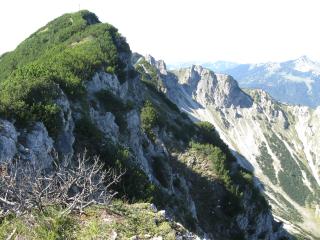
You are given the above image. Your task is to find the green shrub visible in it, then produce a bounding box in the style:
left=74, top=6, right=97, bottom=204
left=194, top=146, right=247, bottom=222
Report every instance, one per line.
left=191, top=122, right=272, bottom=214
left=190, top=142, right=235, bottom=193
left=167, top=123, right=192, bottom=143
left=100, top=141, right=159, bottom=202
left=140, top=100, right=159, bottom=141
left=135, top=60, right=158, bottom=83
left=0, top=71, right=62, bottom=136
left=142, top=80, right=180, bottom=112
left=116, top=165, right=159, bottom=203
left=196, top=121, right=218, bottom=143
left=188, top=141, right=270, bottom=215
left=196, top=122, right=231, bottom=154
left=106, top=66, right=115, bottom=74
left=30, top=103, right=62, bottom=136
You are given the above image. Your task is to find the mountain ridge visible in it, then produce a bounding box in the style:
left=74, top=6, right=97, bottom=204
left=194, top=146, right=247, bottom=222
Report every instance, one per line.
left=138, top=54, right=320, bottom=239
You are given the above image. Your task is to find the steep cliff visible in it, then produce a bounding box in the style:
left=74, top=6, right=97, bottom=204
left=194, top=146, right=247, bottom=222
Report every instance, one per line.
left=137, top=55, right=320, bottom=239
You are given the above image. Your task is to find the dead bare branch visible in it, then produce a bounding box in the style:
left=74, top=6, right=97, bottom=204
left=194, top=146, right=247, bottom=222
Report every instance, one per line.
left=0, top=151, right=124, bottom=217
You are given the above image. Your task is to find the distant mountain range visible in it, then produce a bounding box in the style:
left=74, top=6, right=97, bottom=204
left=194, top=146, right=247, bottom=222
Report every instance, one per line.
left=168, top=60, right=239, bottom=72
left=169, top=56, right=320, bottom=108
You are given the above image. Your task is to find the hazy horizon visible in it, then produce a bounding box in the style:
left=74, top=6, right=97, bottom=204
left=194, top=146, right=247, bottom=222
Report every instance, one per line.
left=1, top=0, right=320, bottom=63
left=165, top=55, right=320, bottom=66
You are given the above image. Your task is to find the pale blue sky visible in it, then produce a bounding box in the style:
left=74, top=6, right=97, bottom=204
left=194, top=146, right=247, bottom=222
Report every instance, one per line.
left=1, top=0, right=320, bottom=63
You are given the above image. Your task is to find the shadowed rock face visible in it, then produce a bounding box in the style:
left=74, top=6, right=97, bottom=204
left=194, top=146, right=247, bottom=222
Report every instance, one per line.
left=0, top=120, right=54, bottom=169
left=143, top=55, right=320, bottom=239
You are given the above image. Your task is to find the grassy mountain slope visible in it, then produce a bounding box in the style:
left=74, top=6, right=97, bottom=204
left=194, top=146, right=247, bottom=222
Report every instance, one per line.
left=0, top=10, right=130, bottom=135
left=0, top=201, right=194, bottom=240
left=0, top=11, right=291, bottom=239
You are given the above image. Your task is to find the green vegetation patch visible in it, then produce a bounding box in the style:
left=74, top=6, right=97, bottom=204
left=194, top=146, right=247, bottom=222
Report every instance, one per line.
left=0, top=10, right=130, bottom=136
left=189, top=122, right=270, bottom=216
left=0, top=202, right=190, bottom=240
left=0, top=207, right=76, bottom=240
left=274, top=192, right=303, bottom=223
left=140, top=100, right=161, bottom=141
left=256, top=142, right=278, bottom=185
left=266, top=133, right=313, bottom=205
left=189, top=142, right=241, bottom=211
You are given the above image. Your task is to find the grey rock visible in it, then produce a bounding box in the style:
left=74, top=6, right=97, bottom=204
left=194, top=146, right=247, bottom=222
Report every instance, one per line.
left=145, top=54, right=167, bottom=75
left=0, top=120, right=18, bottom=163
left=22, top=122, right=54, bottom=169
left=55, top=88, right=74, bottom=158
left=89, top=107, right=119, bottom=141
left=125, top=110, right=153, bottom=178
left=86, top=72, right=121, bottom=96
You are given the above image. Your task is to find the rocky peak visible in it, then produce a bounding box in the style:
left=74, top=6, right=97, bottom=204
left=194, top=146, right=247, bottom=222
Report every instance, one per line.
left=295, top=55, right=312, bottom=64
left=292, top=55, right=320, bottom=74
left=170, top=63, right=252, bottom=108
left=249, top=89, right=275, bottom=104
left=176, top=65, right=206, bottom=88
left=145, top=54, right=167, bottom=75
left=213, top=74, right=253, bottom=108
